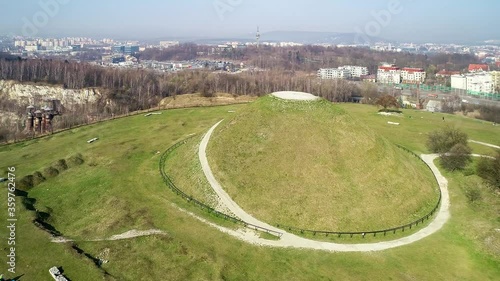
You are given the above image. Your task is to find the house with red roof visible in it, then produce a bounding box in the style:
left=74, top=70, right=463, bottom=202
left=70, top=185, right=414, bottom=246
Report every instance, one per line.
left=377, top=64, right=401, bottom=84
left=401, top=67, right=426, bottom=84
left=468, top=64, right=489, bottom=72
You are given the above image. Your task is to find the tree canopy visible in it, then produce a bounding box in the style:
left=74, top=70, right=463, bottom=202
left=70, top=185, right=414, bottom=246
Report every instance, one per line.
left=426, top=127, right=472, bottom=171
left=375, top=95, right=399, bottom=110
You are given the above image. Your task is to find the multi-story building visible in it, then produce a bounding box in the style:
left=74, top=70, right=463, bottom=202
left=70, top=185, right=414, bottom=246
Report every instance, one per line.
left=452, top=73, right=493, bottom=93
left=377, top=64, right=401, bottom=84
left=451, top=74, right=467, bottom=90
left=14, top=40, right=26, bottom=47
left=317, top=68, right=351, bottom=79
left=361, top=74, right=376, bottom=83
left=160, top=41, right=179, bottom=48
left=466, top=73, right=493, bottom=93
left=113, top=45, right=139, bottom=55
left=24, top=45, right=39, bottom=52
left=491, top=71, right=500, bottom=93
left=317, top=66, right=368, bottom=80
left=339, top=65, right=369, bottom=78
left=401, top=67, right=426, bottom=84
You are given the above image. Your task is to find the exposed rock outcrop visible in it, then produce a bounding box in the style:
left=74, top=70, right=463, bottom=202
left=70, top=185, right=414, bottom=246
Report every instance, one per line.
left=0, top=80, right=101, bottom=109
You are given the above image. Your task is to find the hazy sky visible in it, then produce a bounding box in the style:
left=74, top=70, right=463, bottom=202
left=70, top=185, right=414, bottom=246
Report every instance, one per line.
left=1, top=0, right=499, bottom=42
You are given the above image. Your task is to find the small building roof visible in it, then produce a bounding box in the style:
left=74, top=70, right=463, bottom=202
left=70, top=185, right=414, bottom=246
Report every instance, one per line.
left=437, top=70, right=461, bottom=76
left=468, top=64, right=489, bottom=72
left=402, top=67, right=425, bottom=73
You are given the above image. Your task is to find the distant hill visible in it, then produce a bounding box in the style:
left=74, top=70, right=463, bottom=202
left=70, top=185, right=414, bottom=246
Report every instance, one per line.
left=186, top=30, right=390, bottom=45
left=260, top=30, right=389, bottom=45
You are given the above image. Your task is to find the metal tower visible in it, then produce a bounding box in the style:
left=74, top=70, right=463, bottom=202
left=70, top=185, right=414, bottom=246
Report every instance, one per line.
left=256, top=26, right=261, bottom=48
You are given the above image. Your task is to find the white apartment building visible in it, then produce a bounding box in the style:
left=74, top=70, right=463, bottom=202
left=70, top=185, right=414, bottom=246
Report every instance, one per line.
left=24, top=45, right=39, bottom=52
left=377, top=64, right=401, bottom=84
left=14, top=40, right=26, bottom=47
left=317, top=68, right=351, bottom=79
left=467, top=73, right=493, bottom=93
left=159, top=41, right=180, bottom=48
left=401, top=68, right=426, bottom=84
left=451, top=73, right=493, bottom=93
left=451, top=75, right=467, bottom=90
left=339, top=65, right=369, bottom=78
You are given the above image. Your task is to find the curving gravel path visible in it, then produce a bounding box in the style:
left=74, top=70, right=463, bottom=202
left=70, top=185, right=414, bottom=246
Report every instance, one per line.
left=469, top=140, right=500, bottom=150
left=198, top=121, right=450, bottom=252
left=51, top=229, right=167, bottom=243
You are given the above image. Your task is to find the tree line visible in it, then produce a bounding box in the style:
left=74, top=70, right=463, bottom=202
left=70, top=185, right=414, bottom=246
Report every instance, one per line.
left=0, top=57, right=361, bottom=106
left=140, top=44, right=479, bottom=74
left=0, top=57, right=365, bottom=142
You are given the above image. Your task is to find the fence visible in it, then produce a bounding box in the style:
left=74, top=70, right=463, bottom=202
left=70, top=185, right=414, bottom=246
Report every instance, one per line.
left=159, top=135, right=283, bottom=238
left=160, top=137, right=441, bottom=239
left=276, top=145, right=442, bottom=238
left=382, top=83, right=500, bottom=101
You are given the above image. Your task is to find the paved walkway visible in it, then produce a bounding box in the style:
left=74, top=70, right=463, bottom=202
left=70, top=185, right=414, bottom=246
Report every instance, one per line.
left=51, top=229, right=167, bottom=243
left=198, top=121, right=450, bottom=252
left=469, top=140, right=500, bottom=150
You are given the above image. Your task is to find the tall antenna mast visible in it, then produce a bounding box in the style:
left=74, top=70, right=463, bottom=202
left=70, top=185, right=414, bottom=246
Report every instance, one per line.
left=256, top=26, right=261, bottom=48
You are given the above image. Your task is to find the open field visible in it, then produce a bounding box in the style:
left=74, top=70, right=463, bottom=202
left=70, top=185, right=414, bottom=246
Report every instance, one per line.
left=207, top=96, right=438, bottom=231
left=338, top=103, right=500, bottom=154
left=159, top=92, right=256, bottom=109
left=0, top=99, right=498, bottom=280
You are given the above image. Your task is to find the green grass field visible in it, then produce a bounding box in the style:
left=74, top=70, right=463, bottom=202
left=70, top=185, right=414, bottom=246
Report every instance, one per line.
left=0, top=99, right=498, bottom=280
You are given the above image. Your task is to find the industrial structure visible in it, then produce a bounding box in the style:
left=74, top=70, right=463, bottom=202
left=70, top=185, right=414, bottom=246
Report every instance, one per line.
left=26, top=99, right=62, bottom=134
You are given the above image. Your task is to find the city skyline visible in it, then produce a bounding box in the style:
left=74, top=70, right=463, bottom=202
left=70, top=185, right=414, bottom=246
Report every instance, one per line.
left=1, top=0, right=499, bottom=43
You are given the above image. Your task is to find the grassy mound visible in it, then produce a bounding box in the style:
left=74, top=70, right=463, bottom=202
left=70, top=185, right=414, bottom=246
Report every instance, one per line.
left=207, top=96, right=439, bottom=231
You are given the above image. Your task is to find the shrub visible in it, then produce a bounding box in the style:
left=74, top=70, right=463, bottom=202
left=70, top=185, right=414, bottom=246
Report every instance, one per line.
left=476, top=153, right=500, bottom=189
left=54, top=159, right=68, bottom=171
left=427, top=127, right=469, bottom=154
left=18, top=175, right=34, bottom=190
left=67, top=153, right=84, bottom=167
left=375, top=95, right=399, bottom=110
left=43, top=166, right=59, bottom=178
left=22, top=197, right=36, bottom=211
left=464, top=187, right=482, bottom=203
left=32, top=171, right=46, bottom=186
left=439, top=143, right=472, bottom=171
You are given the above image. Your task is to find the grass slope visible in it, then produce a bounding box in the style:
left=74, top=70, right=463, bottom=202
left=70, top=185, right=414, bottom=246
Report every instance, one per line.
left=0, top=100, right=498, bottom=280
left=207, top=96, right=438, bottom=231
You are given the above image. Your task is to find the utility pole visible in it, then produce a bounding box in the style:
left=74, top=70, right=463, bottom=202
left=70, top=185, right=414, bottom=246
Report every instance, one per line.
left=256, top=26, right=262, bottom=68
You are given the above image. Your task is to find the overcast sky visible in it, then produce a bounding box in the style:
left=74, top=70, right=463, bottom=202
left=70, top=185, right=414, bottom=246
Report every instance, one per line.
left=0, top=0, right=498, bottom=43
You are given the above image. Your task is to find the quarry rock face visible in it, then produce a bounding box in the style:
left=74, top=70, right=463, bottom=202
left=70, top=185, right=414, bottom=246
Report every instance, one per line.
left=0, top=80, right=101, bottom=108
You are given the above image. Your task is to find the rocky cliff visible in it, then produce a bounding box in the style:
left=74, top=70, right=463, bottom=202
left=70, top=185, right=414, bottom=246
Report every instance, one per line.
left=0, top=80, right=102, bottom=109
